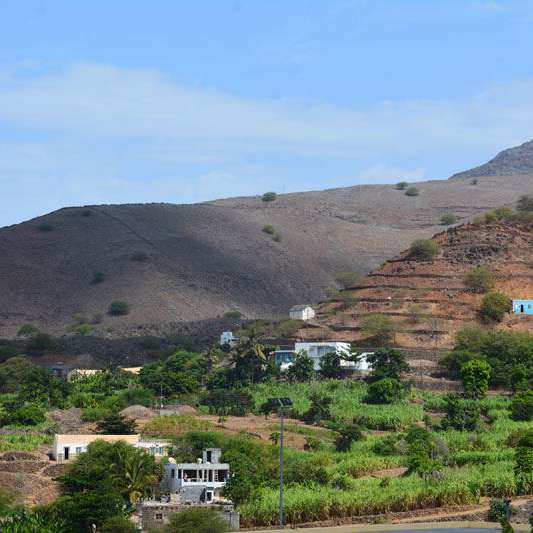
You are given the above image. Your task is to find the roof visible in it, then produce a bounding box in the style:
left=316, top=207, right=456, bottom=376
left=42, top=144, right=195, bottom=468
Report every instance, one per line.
left=120, top=367, right=142, bottom=374
left=290, top=304, right=313, bottom=311
left=54, top=434, right=140, bottom=445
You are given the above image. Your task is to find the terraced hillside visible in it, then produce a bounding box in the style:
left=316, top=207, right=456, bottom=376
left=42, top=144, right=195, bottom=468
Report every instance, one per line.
left=299, top=220, right=533, bottom=354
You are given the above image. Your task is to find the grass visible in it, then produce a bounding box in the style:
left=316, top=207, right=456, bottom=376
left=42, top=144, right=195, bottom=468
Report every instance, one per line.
left=0, top=433, right=51, bottom=452
left=250, top=380, right=424, bottom=430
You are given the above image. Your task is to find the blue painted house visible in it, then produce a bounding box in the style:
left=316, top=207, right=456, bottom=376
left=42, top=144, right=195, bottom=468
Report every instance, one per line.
left=512, top=299, right=533, bottom=315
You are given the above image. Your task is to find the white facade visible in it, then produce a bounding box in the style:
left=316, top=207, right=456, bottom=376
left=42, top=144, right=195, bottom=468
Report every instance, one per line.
left=52, top=434, right=169, bottom=463
left=289, top=305, right=315, bottom=321
left=294, top=341, right=352, bottom=370
left=163, top=448, right=230, bottom=503
left=220, top=331, right=237, bottom=346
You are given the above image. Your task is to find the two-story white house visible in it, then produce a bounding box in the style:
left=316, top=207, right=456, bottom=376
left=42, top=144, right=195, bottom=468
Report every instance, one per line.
left=163, top=448, right=229, bottom=504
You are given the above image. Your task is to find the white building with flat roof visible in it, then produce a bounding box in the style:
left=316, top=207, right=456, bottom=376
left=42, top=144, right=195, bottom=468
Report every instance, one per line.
left=289, top=305, right=315, bottom=321
left=52, top=434, right=169, bottom=463
left=293, top=342, right=371, bottom=372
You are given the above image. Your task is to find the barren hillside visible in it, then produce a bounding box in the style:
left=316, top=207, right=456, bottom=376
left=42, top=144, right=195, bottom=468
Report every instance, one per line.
left=299, top=219, right=533, bottom=354
left=2, top=140, right=533, bottom=338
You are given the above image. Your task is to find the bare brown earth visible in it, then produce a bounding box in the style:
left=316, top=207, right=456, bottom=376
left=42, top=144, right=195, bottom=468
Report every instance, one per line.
left=298, top=219, right=533, bottom=353
left=2, top=141, right=533, bottom=339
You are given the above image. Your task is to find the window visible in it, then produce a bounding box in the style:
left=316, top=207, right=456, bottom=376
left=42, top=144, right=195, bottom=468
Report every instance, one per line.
left=155, top=513, right=163, bottom=520
left=171, top=469, right=175, bottom=479
left=206, top=491, right=213, bottom=502
left=75, top=447, right=83, bottom=454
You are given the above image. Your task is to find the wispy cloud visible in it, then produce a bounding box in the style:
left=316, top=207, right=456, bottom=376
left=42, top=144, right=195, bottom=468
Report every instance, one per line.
left=1, top=63, right=533, bottom=226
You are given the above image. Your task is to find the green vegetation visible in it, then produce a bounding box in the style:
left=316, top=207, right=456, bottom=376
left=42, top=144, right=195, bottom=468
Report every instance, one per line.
left=130, top=251, right=148, bottom=262
left=479, top=292, right=512, bottom=323
left=517, top=194, right=533, bottom=213
left=463, top=267, right=495, bottom=293
left=108, top=300, right=130, bottom=316
left=37, top=222, right=54, bottom=232
left=164, top=507, right=229, bottom=533
left=286, top=353, right=314, bottom=382
left=361, top=314, right=399, bottom=343
left=262, top=224, right=275, bottom=234
left=96, top=412, right=137, bottom=434
left=409, top=239, right=439, bottom=261
left=261, top=191, right=277, bottom=202
left=335, top=272, right=361, bottom=289
left=92, top=271, right=106, bottom=284
left=460, top=359, right=491, bottom=399
left=16, top=323, right=39, bottom=337
left=440, top=213, right=458, bottom=225
left=404, top=186, right=419, bottom=197
left=511, top=391, right=533, bottom=421
left=395, top=181, right=408, bottom=190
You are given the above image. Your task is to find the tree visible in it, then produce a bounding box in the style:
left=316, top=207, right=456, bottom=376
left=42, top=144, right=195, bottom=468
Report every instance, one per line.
left=25, top=332, right=54, bottom=355
left=409, top=239, right=439, bottom=261
left=440, top=213, right=458, bottom=225
left=366, top=348, right=409, bottom=382
left=464, top=267, right=496, bottom=293
left=230, top=329, right=269, bottom=385
left=201, top=390, right=254, bottom=416
left=479, top=292, right=512, bottom=323
left=164, top=507, right=229, bottom=533
left=335, top=424, right=364, bottom=452
left=441, top=395, right=480, bottom=431
left=364, top=378, right=404, bottom=404
left=460, top=359, right=491, bottom=399
left=395, top=181, right=408, bottom=190
left=405, top=186, right=419, bottom=197
left=319, top=351, right=343, bottom=379
left=92, top=271, right=106, bottom=284
left=3, top=404, right=46, bottom=425
left=511, top=390, right=533, bottom=421
left=303, top=392, right=332, bottom=423
left=510, top=364, right=532, bottom=393
left=261, top=191, right=277, bottom=202
left=108, top=301, right=130, bottom=316
left=96, top=413, right=137, bottom=434
left=361, top=314, right=399, bottom=343
left=286, top=353, right=314, bottom=382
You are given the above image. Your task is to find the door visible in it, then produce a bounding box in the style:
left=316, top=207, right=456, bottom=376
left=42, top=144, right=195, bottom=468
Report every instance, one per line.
left=63, top=447, right=70, bottom=460
left=521, top=304, right=525, bottom=313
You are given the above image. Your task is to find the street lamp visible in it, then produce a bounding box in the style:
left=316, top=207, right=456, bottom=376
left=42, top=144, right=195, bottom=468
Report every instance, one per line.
left=267, top=397, right=293, bottom=529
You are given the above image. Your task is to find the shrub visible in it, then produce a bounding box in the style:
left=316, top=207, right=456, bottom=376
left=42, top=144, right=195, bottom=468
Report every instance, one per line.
left=364, top=378, right=404, bottom=404
left=286, top=354, right=314, bottom=382
left=272, top=232, right=282, bottom=242
left=70, top=323, right=93, bottom=336
left=164, top=506, right=229, bottom=533
left=224, top=310, right=242, bottom=319
left=4, top=404, right=46, bottom=426
left=463, top=267, right=495, bottom=293
left=470, top=178, right=478, bottom=185
left=409, top=239, right=439, bottom=261
left=361, top=314, right=399, bottom=343
left=404, top=186, right=419, bottom=197
left=514, top=430, right=533, bottom=493
left=460, top=359, right=491, bottom=399
left=262, top=225, right=275, bottom=235
left=517, top=194, right=533, bottom=213
left=100, top=515, right=137, bottom=533
left=17, top=323, right=39, bottom=337
left=91, top=272, right=106, bottom=284
left=261, top=192, right=277, bottom=202
left=441, top=395, right=480, bottom=431
left=25, top=332, right=54, bottom=355
left=334, top=272, right=361, bottom=289
left=511, top=390, right=533, bottom=421
left=130, top=252, right=148, bottom=262
left=395, top=181, right=409, bottom=190
left=479, top=292, right=512, bottom=323
left=108, top=301, right=129, bottom=316
left=440, top=213, right=458, bottom=225
left=302, top=393, right=332, bottom=423
left=37, top=223, right=54, bottom=232
left=335, top=424, right=364, bottom=452
left=202, top=390, right=254, bottom=416
left=366, top=348, right=409, bottom=382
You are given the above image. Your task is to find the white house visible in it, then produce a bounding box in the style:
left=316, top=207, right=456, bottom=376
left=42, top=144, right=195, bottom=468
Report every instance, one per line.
left=289, top=305, right=315, bottom=321
left=163, top=448, right=230, bottom=504
left=220, top=331, right=238, bottom=347
left=52, top=434, right=170, bottom=463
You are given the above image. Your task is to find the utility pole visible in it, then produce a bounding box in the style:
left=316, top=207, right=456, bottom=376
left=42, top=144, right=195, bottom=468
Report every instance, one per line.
left=268, top=397, right=293, bottom=529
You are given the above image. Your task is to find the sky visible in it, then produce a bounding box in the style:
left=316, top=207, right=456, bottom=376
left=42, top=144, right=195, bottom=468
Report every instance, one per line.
left=1, top=1, right=533, bottom=227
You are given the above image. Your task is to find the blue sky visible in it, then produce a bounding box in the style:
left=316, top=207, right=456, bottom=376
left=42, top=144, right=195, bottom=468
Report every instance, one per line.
left=1, top=0, right=533, bottom=226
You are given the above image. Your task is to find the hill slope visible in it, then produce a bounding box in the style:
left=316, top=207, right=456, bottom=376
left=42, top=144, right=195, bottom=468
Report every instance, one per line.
left=298, top=218, right=533, bottom=354
left=2, top=141, right=533, bottom=338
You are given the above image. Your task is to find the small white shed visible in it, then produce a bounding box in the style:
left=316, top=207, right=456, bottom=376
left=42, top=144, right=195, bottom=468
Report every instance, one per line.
left=289, top=305, right=315, bottom=321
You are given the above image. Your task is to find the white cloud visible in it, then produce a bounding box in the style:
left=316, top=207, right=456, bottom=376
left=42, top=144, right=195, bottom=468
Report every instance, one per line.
left=1, top=63, right=533, bottom=226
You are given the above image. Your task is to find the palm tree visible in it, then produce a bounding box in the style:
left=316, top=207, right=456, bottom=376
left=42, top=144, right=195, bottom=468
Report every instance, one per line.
left=113, top=448, right=158, bottom=504
left=231, top=328, right=267, bottom=384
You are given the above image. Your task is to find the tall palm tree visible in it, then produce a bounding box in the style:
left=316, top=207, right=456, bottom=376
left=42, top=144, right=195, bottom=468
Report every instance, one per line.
left=113, top=448, right=158, bottom=504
